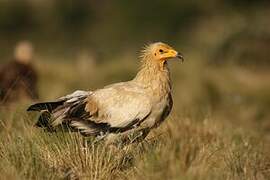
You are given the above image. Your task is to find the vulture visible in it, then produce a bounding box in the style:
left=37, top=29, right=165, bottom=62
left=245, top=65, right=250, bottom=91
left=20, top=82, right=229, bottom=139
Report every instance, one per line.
left=0, top=41, right=38, bottom=105
left=27, top=42, right=184, bottom=144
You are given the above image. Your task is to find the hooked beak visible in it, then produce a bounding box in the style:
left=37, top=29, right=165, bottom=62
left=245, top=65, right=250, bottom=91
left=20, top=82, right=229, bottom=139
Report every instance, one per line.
left=163, top=49, right=185, bottom=62
left=176, top=52, right=184, bottom=62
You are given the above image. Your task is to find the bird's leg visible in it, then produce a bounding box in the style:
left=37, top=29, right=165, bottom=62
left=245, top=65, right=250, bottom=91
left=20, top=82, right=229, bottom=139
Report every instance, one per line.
left=104, top=127, right=150, bottom=147
left=127, top=127, right=150, bottom=144
left=92, top=131, right=109, bottom=144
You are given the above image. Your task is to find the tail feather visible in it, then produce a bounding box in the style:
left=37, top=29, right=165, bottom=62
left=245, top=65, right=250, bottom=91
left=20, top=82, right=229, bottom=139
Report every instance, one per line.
left=27, top=90, right=92, bottom=131
left=27, top=101, right=64, bottom=112
left=35, top=111, right=53, bottom=130
left=51, top=107, right=70, bottom=127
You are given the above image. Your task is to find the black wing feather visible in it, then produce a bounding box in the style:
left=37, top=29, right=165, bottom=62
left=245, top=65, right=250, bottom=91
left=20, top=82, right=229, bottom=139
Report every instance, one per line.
left=27, top=101, right=65, bottom=112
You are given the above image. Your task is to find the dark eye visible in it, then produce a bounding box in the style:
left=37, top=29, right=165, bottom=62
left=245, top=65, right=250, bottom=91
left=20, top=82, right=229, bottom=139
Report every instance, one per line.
left=159, top=49, right=164, bottom=53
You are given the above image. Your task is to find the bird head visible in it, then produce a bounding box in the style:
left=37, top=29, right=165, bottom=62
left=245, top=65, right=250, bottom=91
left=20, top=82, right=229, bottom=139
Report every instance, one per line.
left=142, top=42, right=184, bottom=64
left=14, top=41, right=34, bottom=65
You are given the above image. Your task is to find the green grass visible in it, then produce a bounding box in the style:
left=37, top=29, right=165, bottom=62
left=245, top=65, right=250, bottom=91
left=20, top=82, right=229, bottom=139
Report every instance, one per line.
left=0, top=57, right=270, bottom=179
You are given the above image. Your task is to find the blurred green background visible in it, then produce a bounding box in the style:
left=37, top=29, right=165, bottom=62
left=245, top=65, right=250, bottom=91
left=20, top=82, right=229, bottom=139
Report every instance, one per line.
left=0, top=0, right=269, bottom=65
left=1, top=0, right=270, bottom=133
left=0, top=0, right=270, bottom=132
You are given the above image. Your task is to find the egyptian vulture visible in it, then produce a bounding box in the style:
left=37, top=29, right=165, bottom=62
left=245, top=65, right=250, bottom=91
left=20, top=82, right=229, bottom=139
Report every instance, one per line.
left=0, top=41, right=38, bottom=104
left=27, top=42, right=184, bottom=144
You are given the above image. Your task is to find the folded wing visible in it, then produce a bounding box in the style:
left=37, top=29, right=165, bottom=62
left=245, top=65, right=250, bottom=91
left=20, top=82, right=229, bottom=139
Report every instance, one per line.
left=28, top=83, right=152, bottom=136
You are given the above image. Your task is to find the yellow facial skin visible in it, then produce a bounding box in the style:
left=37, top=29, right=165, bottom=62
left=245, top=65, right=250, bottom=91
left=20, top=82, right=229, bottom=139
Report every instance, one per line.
left=152, top=43, right=184, bottom=62
left=159, top=49, right=179, bottom=60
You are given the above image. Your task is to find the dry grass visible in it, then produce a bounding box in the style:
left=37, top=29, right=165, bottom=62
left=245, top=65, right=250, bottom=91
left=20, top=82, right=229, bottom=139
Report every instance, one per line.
left=0, top=57, right=270, bottom=180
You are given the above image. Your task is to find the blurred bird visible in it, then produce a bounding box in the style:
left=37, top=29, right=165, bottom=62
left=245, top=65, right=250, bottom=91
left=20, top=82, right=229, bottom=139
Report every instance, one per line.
left=27, top=42, right=184, bottom=144
left=0, top=41, right=39, bottom=105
